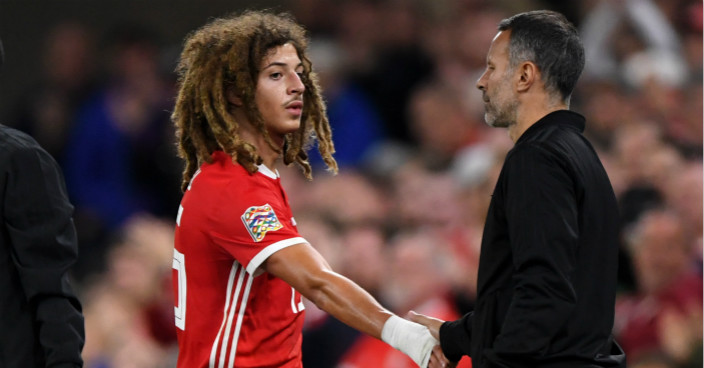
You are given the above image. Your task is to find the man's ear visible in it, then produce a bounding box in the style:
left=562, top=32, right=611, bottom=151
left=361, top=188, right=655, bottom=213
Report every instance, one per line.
left=226, top=86, right=243, bottom=107
left=516, top=61, right=537, bottom=93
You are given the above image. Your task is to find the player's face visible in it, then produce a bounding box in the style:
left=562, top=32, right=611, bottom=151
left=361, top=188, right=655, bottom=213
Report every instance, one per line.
left=476, top=30, right=518, bottom=128
left=255, top=43, right=305, bottom=143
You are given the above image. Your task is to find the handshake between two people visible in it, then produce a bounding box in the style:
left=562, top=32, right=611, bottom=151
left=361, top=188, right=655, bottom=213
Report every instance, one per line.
left=383, top=311, right=458, bottom=368
left=408, top=311, right=458, bottom=368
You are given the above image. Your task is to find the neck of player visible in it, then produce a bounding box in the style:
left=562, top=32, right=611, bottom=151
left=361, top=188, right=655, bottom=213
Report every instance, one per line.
left=232, top=111, right=283, bottom=170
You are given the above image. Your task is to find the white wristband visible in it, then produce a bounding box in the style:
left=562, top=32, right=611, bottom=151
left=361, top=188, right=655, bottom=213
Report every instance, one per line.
left=381, top=315, right=438, bottom=368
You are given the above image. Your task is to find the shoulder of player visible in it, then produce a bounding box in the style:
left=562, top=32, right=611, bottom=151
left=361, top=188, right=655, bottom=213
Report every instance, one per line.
left=199, top=157, right=264, bottom=181
left=193, top=161, right=280, bottom=205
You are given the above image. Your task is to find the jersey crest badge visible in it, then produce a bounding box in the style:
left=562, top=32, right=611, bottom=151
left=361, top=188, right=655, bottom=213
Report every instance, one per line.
left=241, top=204, right=283, bottom=242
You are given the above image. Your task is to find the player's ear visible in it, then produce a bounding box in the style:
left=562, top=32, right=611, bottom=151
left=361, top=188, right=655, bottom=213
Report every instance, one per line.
left=516, top=61, right=537, bottom=93
left=226, top=86, right=243, bottom=107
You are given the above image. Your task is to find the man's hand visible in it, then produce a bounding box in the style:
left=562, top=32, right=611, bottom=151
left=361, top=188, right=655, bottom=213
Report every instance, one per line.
left=429, top=345, right=457, bottom=368
left=408, top=311, right=456, bottom=368
left=407, top=311, right=444, bottom=340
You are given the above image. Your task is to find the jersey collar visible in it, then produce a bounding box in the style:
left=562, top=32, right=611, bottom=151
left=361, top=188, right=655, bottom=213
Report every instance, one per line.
left=257, top=164, right=279, bottom=180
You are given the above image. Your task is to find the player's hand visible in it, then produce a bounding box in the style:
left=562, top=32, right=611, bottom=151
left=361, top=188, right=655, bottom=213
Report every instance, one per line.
left=407, top=311, right=444, bottom=340
left=428, top=344, right=456, bottom=368
left=408, top=311, right=456, bottom=368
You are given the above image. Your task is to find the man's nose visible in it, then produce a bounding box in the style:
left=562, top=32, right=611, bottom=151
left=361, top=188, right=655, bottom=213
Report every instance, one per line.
left=289, top=73, right=305, bottom=94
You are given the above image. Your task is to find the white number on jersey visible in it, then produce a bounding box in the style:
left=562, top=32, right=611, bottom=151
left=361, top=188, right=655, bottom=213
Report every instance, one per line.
left=290, top=286, right=305, bottom=314
left=173, top=249, right=187, bottom=330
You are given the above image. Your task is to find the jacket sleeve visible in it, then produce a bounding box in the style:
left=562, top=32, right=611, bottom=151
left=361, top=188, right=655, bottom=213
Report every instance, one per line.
left=4, top=145, right=85, bottom=367
left=486, top=144, right=579, bottom=366
left=439, top=312, right=473, bottom=362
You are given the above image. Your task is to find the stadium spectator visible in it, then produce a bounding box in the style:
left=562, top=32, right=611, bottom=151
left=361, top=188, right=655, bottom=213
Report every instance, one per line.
left=62, top=24, right=180, bottom=280
left=615, top=209, right=703, bottom=366
left=10, top=21, right=96, bottom=162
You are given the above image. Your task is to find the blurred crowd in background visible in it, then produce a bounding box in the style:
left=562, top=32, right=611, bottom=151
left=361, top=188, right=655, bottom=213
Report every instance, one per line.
left=0, top=0, right=702, bottom=367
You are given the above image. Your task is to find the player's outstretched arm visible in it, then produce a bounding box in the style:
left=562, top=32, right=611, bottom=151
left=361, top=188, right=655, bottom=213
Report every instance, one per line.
left=263, top=242, right=436, bottom=367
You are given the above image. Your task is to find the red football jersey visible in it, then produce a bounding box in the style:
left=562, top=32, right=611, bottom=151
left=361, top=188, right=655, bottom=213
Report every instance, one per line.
left=173, top=151, right=307, bottom=368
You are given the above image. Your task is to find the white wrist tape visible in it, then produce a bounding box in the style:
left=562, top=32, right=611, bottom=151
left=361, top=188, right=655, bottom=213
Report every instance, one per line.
left=381, top=315, right=438, bottom=368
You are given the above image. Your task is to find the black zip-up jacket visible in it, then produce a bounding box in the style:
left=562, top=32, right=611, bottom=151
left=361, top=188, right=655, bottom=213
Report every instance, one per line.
left=0, top=124, right=84, bottom=367
left=440, top=111, right=626, bottom=367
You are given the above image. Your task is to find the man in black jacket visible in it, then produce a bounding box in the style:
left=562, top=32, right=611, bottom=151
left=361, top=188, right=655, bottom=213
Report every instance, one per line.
left=0, top=36, right=85, bottom=367
left=410, top=10, right=626, bottom=368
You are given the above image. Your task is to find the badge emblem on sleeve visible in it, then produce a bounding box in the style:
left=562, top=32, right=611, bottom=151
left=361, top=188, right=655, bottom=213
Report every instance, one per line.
left=241, top=204, right=283, bottom=242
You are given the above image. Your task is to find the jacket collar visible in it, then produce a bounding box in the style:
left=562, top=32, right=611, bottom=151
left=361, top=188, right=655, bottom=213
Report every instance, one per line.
left=516, top=110, right=585, bottom=145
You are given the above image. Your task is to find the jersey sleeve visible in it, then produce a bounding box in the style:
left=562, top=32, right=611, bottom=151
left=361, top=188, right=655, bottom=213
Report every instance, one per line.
left=209, top=180, right=306, bottom=275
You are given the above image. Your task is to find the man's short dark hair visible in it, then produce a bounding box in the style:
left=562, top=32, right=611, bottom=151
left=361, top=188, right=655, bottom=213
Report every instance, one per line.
left=498, top=10, right=585, bottom=101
